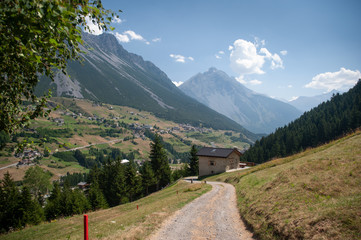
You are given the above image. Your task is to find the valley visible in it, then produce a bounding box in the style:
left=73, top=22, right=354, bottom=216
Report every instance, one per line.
left=0, top=97, right=251, bottom=182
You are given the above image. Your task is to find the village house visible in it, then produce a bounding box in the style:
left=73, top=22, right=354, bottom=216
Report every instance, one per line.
left=197, top=147, right=242, bottom=177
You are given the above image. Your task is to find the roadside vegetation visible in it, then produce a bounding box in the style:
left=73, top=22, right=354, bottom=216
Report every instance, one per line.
left=205, top=130, right=361, bottom=239
left=1, top=180, right=211, bottom=240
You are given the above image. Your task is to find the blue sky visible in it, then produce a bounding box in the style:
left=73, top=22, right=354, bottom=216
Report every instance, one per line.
left=92, top=0, right=361, bottom=101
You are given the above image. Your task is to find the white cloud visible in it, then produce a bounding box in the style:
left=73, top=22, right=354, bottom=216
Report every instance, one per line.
left=259, top=48, right=284, bottom=69
left=288, top=84, right=293, bottom=88
left=235, top=76, right=247, bottom=85
left=230, top=39, right=265, bottom=76
left=229, top=38, right=285, bottom=82
left=170, top=54, right=194, bottom=63
left=305, top=68, right=361, bottom=92
left=114, top=30, right=148, bottom=44
left=114, top=32, right=130, bottom=42
left=172, top=81, right=184, bottom=87
left=112, top=17, right=123, bottom=24
left=84, top=16, right=103, bottom=35
left=152, top=38, right=161, bottom=42
left=249, top=79, right=262, bottom=85
left=289, top=96, right=299, bottom=102
left=124, top=30, right=144, bottom=41
left=280, top=50, right=288, bottom=56
left=254, top=37, right=266, bottom=48
left=215, top=51, right=225, bottom=59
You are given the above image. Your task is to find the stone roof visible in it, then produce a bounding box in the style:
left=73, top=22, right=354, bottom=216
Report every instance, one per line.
left=196, top=147, right=241, bottom=158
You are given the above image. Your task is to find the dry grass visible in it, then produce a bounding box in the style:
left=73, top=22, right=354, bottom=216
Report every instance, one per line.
left=1, top=180, right=211, bottom=240
left=205, top=131, right=361, bottom=240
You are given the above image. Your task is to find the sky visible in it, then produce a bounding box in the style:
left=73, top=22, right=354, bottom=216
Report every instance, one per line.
left=89, top=0, right=361, bottom=101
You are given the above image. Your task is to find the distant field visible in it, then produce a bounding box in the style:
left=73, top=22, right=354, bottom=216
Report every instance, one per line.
left=1, top=181, right=211, bottom=240
left=205, top=131, right=361, bottom=240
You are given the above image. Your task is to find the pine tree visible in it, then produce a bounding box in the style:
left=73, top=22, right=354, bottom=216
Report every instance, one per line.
left=140, top=161, right=156, bottom=195
left=188, top=145, right=199, bottom=176
left=20, top=186, right=44, bottom=226
left=87, top=180, right=108, bottom=211
left=0, top=172, right=22, bottom=231
left=125, top=162, right=142, bottom=202
left=150, top=135, right=171, bottom=190
left=45, top=181, right=62, bottom=220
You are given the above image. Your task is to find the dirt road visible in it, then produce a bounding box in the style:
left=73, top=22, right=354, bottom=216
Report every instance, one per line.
left=148, top=181, right=254, bottom=240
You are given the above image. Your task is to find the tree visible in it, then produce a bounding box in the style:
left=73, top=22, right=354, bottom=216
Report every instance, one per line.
left=188, top=145, right=199, bottom=176
left=23, top=166, right=52, bottom=203
left=45, top=181, right=62, bottom=220
left=0, top=130, right=10, bottom=150
left=149, top=135, right=171, bottom=190
left=140, top=161, right=156, bottom=195
left=125, top=162, right=142, bottom=202
left=0, top=0, right=119, bottom=135
left=0, top=172, right=22, bottom=232
left=19, top=186, right=44, bottom=226
left=87, top=180, right=108, bottom=211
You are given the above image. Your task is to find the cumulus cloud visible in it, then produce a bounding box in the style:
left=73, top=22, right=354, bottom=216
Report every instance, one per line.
left=84, top=16, right=103, bottom=35
left=124, top=30, right=144, bottom=41
left=113, top=30, right=148, bottom=44
left=229, top=38, right=285, bottom=85
left=305, top=68, right=361, bottom=92
left=259, top=48, right=284, bottom=69
left=230, top=39, right=265, bottom=75
left=249, top=79, right=262, bottom=85
left=170, top=54, right=194, bottom=63
left=172, top=81, right=184, bottom=87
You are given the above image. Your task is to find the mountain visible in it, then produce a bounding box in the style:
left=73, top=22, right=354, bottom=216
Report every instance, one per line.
left=179, top=68, right=302, bottom=134
left=289, top=90, right=340, bottom=112
left=35, top=33, right=258, bottom=142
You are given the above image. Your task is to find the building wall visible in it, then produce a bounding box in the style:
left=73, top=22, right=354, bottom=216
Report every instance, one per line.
left=198, top=152, right=240, bottom=177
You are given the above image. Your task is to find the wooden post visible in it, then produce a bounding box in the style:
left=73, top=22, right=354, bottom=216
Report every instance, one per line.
left=84, top=214, right=88, bottom=240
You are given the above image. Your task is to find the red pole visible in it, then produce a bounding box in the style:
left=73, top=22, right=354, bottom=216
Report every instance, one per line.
left=84, top=214, right=88, bottom=240
left=137, top=205, right=139, bottom=210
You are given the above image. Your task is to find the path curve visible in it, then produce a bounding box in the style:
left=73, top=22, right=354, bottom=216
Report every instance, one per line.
left=148, top=181, right=254, bottom=240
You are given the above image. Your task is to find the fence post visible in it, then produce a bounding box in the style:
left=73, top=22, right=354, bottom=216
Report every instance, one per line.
left=84, top=214, right=88, bottom=240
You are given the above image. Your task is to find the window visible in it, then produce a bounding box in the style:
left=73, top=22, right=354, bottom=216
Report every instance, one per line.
left=210, top=160, right=215, bottom=166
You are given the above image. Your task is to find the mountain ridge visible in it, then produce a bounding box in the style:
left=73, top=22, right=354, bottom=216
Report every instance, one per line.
left=179, top=68, right=302, bottom=134
left=36, top=33, right=258, bottom=142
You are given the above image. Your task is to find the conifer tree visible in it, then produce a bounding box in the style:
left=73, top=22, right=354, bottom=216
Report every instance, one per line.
left=140, top=161, right=156, bottom=195
left=188, top=145, right=199, bottom=176
left=0, top=172, right=21, bottom=231
left=88, top=180, right=108, bottom=211
left=150, top=135, right=171, bottom=190
left=45, top=181, right=62, bottom=220
left=125, top=162, right=142, bottom=202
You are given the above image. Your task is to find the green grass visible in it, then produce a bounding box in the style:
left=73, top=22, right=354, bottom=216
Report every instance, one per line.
left=204, top=131, right=361, bottom=240
left=1, top=181, right=211, bottom=240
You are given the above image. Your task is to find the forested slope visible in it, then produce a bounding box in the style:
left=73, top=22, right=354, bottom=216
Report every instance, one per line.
left=242, top=79, right=361, bottom=164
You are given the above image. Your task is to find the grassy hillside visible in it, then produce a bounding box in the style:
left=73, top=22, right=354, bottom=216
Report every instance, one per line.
left=205, top=131, right=361, bottom=239
left=1, top=181, right=211, bottom=240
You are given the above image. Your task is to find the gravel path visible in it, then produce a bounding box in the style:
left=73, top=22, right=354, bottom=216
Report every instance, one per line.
left=148, top=181, right=254, bottom=240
